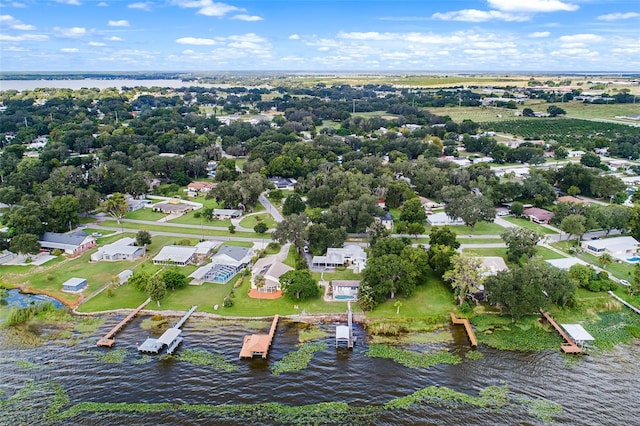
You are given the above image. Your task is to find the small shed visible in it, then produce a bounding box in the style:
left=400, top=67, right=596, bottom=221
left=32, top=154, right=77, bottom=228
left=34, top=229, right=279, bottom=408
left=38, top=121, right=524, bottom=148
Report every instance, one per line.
left=118, top=269, right=133, bottom=284
left=62, top=277, right=87, bottom=293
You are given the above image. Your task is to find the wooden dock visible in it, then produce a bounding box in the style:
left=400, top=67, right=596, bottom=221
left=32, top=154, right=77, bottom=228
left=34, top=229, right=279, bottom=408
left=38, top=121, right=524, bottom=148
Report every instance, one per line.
left=97, top=298, right=151, bottom=347
left=239, top=315, right=279, bottom=359
left=539, top=309, right=582, bottom=354
left=449, top=312, right=478, bottom=347
left=608, top=291, right=640, bottom=315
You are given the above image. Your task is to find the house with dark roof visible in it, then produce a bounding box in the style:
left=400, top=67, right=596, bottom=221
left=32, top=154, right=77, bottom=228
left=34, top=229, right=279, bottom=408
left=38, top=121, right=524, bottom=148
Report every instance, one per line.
left=523, top=207, right=555, bottom=224
left=39, top=231, right=96, bottom=256
left=268, top=176, right=297, bottom=190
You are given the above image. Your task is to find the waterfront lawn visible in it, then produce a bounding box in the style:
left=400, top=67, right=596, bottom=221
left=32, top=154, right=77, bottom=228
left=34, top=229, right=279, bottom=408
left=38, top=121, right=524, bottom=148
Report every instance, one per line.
left=239, top=213, right=276, bottom=230
left=77, top=281, right=149, bottom=312
left=367, top=277, right=456, bottom=320
left=16, top=236, right=179, bottom=306
left=502, top=217, right=559, bottom=234
left=312, top=269, right=361, bottom=282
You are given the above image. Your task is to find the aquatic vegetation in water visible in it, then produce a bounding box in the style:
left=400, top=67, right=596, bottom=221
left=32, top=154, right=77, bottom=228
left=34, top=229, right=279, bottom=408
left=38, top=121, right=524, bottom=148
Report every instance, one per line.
left=94, top=349, right=128, bottom=363
left=298, top=326, right=330, bottom=343
left=74, top=317, right=105, bottom=334
left=366, top=344, right=461, bottom=369
left=178, top=349, right=238, bottom=372
left=132, top=355, right=153, bottom=365
left=464, top=350, right=484, bottom=361
left=271, top=341, right=328, bottom=376
left=6, top=302, right=57, bottom=326
left=0, top=380, right=561, bottom=424
left=16, top=359, right=44, bottom=369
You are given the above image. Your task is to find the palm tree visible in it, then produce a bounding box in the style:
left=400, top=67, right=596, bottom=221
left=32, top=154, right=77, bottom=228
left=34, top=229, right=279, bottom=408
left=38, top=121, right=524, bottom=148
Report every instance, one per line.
left=599, top=253, right=613, bottom=269
left=254, top=274, right=266, bottom=303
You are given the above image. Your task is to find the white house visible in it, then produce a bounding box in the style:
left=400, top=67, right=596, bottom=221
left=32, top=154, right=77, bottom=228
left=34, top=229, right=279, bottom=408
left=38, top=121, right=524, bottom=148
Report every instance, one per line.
left=252, top=257, right=294, bottom=293
left=427, top=212, right=465, bottom=226
left=193, top=240, right=221, bottom=264
left=581, top=236, right=639, bottom=260
left=212, top=209, right=242, bottom=219
left=153, top=245, right=197, bottom=266
left=90, top=237, right=146, bottom=262
left=311, top=244, right=367, bottom=273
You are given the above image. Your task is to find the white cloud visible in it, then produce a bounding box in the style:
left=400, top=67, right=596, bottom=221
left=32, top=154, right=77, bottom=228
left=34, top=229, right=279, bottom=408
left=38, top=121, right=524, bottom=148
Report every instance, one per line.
left=0, top=14, right=35, bottom=30
left=0, top=33, right=48, bottom=41
left=529, top=31, right=551, bottom=38
left=432, top=9, right=529, bottom=22
left=487, top=0, right=578, bottom=13
left=558, top=33, right=604, bottom=44
left=172, top=0, right=243, bottom=17
left=107, top=36, right=124, bottom=41
left=128, top=2, right=152, bottom=11
left=88, top=41, right=106, bottom=46
left=231, top=14, right=262, bottom=21
left=288, top=34, right=300, bottom=40
left=176, top=36, right=217, bottom=45
left=54, top=26, right=88, bottom=37
left=60, top=47, right=79, bottom=52
left=97, top=2, right=108, bottom=6
left=597, top=12, right=640, bottom=21
left=3, top=46, right=27, bottom=51
left=108, top=20, right=130, bottom=27
left=337, top=31, right=395, bottom=41
left=55, top=0, right=81, bottom=5
left=227, top=33, right=266, bottom=43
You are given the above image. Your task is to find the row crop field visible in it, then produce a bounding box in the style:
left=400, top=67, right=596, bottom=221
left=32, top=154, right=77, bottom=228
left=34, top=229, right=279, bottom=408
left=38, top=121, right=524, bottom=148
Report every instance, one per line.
left=481, top=118, right=640, bottom=146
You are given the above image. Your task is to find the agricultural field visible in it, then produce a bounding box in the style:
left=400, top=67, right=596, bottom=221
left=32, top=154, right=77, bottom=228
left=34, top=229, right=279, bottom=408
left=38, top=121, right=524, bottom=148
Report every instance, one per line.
left=424, top=106, right=524, bottom=123
left=481, top=118, right=640, bottom=146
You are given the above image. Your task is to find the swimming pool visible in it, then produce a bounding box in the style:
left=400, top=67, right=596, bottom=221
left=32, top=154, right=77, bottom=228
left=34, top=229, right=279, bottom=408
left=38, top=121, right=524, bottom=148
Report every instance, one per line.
left=334, top=294, right=356, bottom=301
left=627, top=257, right=640, bottom=263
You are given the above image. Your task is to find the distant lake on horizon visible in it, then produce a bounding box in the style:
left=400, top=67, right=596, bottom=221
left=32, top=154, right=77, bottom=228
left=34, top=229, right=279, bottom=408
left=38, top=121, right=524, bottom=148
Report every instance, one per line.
left=0, top=79, right=222, bottom=91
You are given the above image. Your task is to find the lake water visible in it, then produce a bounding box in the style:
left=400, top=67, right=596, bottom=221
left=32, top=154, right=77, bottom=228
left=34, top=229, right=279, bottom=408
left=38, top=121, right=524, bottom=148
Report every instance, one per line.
left=0, top=311, right=638, bottom=425
left=0, top=79, right=219, bottom=92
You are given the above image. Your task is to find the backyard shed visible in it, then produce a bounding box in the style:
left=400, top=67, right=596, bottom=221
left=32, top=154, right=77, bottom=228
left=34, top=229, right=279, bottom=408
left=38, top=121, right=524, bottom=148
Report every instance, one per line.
left=62, top=277, right=87, bottom=293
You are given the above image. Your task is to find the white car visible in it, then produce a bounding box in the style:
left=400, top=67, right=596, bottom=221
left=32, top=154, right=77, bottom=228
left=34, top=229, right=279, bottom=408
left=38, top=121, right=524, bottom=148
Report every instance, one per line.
left=619, top=280, right=630, bottom=287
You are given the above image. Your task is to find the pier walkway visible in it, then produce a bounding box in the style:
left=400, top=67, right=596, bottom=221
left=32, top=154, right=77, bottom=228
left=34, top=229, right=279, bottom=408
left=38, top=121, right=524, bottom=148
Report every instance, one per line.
left=449, top=312, right=478, bottom=347
left=608, top=291, right=640, bottom=315
left=239, top=315, right=280, bottom=359
left=539, top=309, right=582, bottom=354
left=97, top=298, right=151, bottom=347
left=336, top=301, right=355, bottom=349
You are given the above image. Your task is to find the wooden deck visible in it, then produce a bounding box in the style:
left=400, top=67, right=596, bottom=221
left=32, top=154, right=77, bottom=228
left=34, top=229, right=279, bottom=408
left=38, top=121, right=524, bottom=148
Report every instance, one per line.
left=539, top=309, right=582, bottom=354
left=97, top=298, right=151, bottom=347
left=449, top=312, right=478, bottom=347
left=239, top=315, right=279, bottom=359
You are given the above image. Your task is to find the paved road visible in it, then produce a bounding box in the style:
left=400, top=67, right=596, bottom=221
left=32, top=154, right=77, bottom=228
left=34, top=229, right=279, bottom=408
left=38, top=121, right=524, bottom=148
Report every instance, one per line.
left=258, top=193, right=283, bottom=223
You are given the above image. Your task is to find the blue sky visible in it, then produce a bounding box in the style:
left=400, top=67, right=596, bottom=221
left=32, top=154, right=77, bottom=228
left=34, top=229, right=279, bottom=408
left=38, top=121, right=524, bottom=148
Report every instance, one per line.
left=1, top=0, right=639, bottom=72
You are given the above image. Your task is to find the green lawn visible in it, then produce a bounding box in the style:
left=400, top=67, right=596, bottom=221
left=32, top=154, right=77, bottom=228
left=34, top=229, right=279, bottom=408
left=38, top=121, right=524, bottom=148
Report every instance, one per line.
left=367, top=277, right=456, bottom=320
left=81, top=228, right=116, bottom=238
left=461, top=247, right=508, bottom=258
left=450, top=222, right=506, bottom=235
left=124, top=208, right=166, bottom=221
left=98, top=220, right=261, bottom=239
left=218, top=277, right=355, bottom=316
left=169, top=211, right=231, bottom=227
left=502, top=217, right=559, bottom=234
left=312, top=269, right=361, bottom=282
left=457, top=238, right=504, bottom=244
left=239, top=213, right=276, bottom=230
left=532, top=246, right=567, bottom=261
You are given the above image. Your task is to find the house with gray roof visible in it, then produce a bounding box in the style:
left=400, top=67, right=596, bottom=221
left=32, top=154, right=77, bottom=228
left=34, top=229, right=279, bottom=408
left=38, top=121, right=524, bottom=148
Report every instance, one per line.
left=39, top=230, right=96, bottom=256
left=90, top=237, right=146, bottom=262
left=311, top=244, right=367, bottom=273
left=189, top=245, right=254, bottom=284
left=153, top=245, right=196, bottom=266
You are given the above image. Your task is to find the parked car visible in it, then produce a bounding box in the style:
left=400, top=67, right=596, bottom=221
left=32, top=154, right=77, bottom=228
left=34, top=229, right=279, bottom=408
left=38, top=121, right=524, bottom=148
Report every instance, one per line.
left=620, top=280, right=630, bottom=287
left=91, top=232, right=102, bottom=237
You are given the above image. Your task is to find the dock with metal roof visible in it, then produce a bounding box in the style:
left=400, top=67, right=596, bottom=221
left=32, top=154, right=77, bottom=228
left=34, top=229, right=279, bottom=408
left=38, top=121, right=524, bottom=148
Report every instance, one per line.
left=138, top=305, right=197, bottom=355
left=336, top=301, right=355, bottom=349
